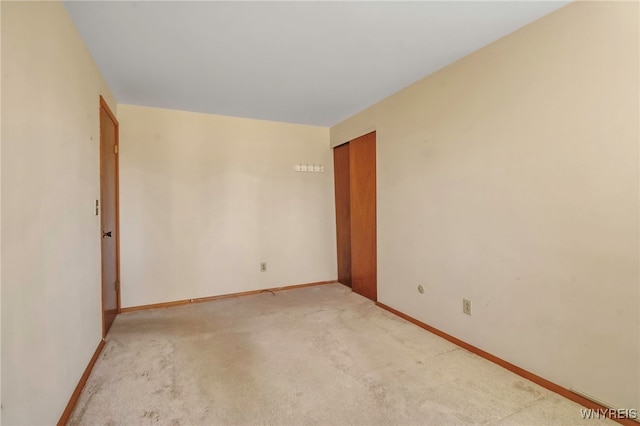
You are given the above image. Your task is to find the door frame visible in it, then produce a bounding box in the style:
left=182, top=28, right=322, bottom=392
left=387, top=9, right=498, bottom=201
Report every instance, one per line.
left=99, top=95, right=121, bottom=338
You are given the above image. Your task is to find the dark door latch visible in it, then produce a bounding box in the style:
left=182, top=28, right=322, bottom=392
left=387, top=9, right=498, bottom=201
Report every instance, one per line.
left=102, top=231, right=112, bottom=238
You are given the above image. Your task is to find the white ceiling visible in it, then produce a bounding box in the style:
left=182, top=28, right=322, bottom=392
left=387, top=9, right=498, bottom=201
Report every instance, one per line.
left=64, top=1, right=569, bottom=127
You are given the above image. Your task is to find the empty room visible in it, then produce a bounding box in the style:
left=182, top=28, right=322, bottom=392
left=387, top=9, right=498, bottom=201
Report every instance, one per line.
left=1, top=0, right=638, bottom=425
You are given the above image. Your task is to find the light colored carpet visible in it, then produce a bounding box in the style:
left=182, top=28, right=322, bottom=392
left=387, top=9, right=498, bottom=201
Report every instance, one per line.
left=69, top=283, right=613, bottom=425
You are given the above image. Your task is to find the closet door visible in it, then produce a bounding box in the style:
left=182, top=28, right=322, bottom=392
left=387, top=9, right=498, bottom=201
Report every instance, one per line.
left=349, top=132, right=377, bottom=301
left=333, top=143, right=352, bottom=286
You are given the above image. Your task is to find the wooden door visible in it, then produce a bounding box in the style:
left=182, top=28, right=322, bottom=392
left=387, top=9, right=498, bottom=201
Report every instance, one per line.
left=99, top=96, right=120, bottom=336
left=349, top=132, right=377, bottom=301
left=333, top=143, right=352, bottom=286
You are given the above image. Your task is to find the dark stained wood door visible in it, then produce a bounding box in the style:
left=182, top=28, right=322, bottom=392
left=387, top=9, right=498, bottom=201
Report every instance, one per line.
left=99, top=96, right=120, bottom=336
left=333, top=143, right=352, bottom=287
left=349, top=132, right=377, bottom=301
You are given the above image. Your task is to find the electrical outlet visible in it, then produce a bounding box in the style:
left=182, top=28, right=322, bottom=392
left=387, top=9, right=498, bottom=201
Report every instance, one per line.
left=417, top=285, right=424, bottom=294
left=463, top=299, right=472, bottom=315
left=260, top=262, right=267, bottom=272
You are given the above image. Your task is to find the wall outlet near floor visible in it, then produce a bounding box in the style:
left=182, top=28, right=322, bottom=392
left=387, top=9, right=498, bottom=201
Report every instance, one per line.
left=463, top=299, right=472, bottom=315
left=417, top=284, right=424, bottom=294
left=260, top=262, right=267, bottom=272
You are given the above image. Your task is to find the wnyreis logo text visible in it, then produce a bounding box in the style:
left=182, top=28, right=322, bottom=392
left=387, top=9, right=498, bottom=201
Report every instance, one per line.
left=580, top=408, right=637, bottom=420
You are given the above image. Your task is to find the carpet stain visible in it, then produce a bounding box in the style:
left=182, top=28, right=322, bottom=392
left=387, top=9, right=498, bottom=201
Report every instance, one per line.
left=513, top=380, right=543, bottom=398
left=142, top=410, right=160, bottom=422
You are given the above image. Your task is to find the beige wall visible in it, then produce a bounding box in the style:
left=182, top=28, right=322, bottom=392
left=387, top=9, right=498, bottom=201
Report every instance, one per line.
left=1, top=1, right=117, bottom=424
left=118, top=105, right=336, bottom=308
left=331, top=1, right=639, bottom=411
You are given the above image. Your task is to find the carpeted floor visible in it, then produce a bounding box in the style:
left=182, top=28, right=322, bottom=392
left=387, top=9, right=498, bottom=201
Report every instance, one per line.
left=69, top=283, right=613, bottom=425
